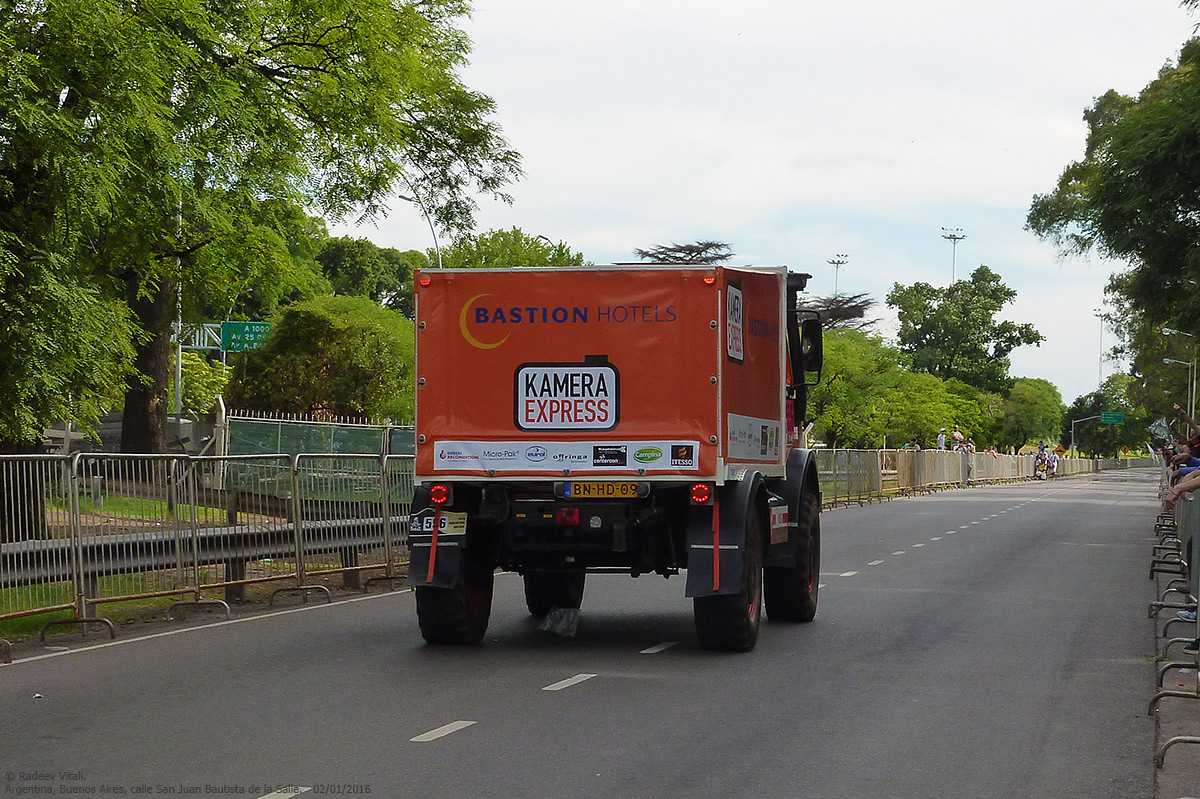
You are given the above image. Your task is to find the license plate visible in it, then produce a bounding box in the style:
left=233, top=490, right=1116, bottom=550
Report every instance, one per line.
left=568, top=481, right=639, bottom=499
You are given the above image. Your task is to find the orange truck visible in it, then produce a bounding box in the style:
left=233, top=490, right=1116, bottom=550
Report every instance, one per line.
left=407, top=264, right=823, bottom=650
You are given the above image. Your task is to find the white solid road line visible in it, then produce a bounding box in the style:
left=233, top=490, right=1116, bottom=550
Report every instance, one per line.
left=544, top=673, right=597, bottom=691
left=410, top=721, right=477, bottom=742
left=640, top=642, right=678, bottom=654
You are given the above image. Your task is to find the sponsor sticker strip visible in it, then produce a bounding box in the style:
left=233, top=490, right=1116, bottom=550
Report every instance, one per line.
left=727, top=413, right=781, bottom=462
left=433, top=441, right=700, bottom=472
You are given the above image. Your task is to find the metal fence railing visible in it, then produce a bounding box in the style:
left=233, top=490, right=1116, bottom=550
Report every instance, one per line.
left=0, top=452, right=414, bottom=640
left=1, top=448, right=1156, bottom=640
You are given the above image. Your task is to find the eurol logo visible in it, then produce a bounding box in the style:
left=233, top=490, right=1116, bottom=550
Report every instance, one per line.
left=525, top=446, right=548, bottom=463
left=633, top=446, right=663, bottom=464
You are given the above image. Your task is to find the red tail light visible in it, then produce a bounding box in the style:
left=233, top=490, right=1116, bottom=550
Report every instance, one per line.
left=429, top=483, right=450, bottom=505
left=556, top=508, right=580, bottom=526
left=690, top=483, right=713, bottom=504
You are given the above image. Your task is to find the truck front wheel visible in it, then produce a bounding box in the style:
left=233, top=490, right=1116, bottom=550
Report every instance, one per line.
left=693, top=506, right=763, bottom=652
left=523, top=571, right=586, bottom=618
left=415, top=545, right=495, bottom=645
left=764, top=489, right=820, bottom=622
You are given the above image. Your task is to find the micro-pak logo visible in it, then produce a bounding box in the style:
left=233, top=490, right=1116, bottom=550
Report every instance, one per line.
left=515, top=355, right=619, bottom=431
left=592, top=445, right=627, bottom=467
left=671, top=445, right=695, bottom=467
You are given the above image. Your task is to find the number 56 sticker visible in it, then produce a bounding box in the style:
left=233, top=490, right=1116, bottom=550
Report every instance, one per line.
left=409, top=508, right=468, bottom=535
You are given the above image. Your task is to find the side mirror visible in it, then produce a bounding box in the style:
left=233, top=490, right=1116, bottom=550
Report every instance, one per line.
left=800, top=317, right=823, bottom=373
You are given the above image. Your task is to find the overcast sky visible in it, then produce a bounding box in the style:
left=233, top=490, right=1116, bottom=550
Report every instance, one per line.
left=335, top=0, right=1199, bottom=406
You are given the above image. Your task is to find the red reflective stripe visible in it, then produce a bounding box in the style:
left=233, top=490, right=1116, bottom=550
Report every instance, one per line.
left=427, top=508, right=441, bottom=583
left=711, top=499, right=720, bottom=592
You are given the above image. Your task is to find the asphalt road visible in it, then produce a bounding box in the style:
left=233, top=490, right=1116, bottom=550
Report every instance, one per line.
left=0, top=470, right=1162, bottom=799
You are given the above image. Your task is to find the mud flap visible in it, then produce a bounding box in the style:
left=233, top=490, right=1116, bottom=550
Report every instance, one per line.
left=764, top=448, right=818, bottom=569
left=684, top=475, right=759, bottom=597
left=406, top=505, right=466, bottom=589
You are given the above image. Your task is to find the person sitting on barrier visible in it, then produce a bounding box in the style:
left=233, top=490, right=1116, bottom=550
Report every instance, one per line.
left=1163, top=465, right=1200, bottom=509
left=902, top=437, right=921, bottom=450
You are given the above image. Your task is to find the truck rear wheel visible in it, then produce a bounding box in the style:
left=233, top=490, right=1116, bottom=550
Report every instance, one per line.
left=764, top=489, right=820, bottom=622
left=523, top=571, right=586, bottom=618
left=693, top=505, right=763, bottom=652
left=415, top=544, right=495, bottom=645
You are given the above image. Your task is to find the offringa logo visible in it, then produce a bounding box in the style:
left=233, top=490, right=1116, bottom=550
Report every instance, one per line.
left=634, top=447, right=663, bottom=463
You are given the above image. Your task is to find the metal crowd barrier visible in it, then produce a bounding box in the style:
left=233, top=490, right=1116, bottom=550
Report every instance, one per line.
left=0, top=452, right=414, bottom=640
left=1149, top=469, right=1200, bottom=768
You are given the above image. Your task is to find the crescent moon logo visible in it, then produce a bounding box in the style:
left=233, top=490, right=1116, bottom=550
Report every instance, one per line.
left=459, top=293, right=510, bottom=349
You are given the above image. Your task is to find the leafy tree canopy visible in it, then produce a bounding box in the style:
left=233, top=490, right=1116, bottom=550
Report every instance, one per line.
left=1027, top=37, right=1200, bottom=330
left=317, top=236, right=427, bottom=317
left=225, top=296, right=415, bottom=422
left=439, top=227, right=586, bottom=269
left=634, top=241, right=733, bottom=264
left=886, top=265, right=1043, bottom=393
left=1, top=0, right=520, bottom=451
left=1062, top=373, right=1152, bottom=457
left=997, top=377, right=1065, bottom=451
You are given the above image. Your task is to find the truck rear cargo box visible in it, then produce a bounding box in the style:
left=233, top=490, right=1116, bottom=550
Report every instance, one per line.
left=414, top=265, right=789, bottom=482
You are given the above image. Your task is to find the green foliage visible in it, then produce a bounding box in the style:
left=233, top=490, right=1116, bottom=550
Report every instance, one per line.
left=1028, top=38, right=1200, bottom=335
left=168, top=352, right=228, bottom=416
left=997, top=378, right=1065, bottom=451
left=1062, top=374, right=1152, bottom=456
left=0, top=249, right=134, bottom=447
left=317, top=237, right=427, bottom=317
left=808, top=330, right=972, bottom=448
left=1, top=0, right=521, bottom=451
left=225, top=296, right=414, bottom=422
left=439, top=227, right=586, bottom=269
left=886, top=265, right=1043, bottom=393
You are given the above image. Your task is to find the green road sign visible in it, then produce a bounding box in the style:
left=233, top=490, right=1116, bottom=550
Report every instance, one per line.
left=1100, top=411, right=1124, bottom=424
left=221, top=321, right=271, bottom=352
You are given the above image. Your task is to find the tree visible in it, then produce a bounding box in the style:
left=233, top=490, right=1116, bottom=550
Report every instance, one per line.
left=2, top=0, right=521, bottom=453
left=805, top=293, right=878, bottom=331
left=806, top=329, right=978, bottom=448
left=1027, top=38, right=1200, bottom=333
left=439, top=227, right=586, bottom=269
left=996, top=378, right=1065, bottom=451
left=1061, top=374, right=1151, bottom=456
left=886, top=265, right=1044, bottom=393
left=634, top=241, right=733, bottom=264
left=317, top=236, right=427, bottom=316
left=225, top=296, right=415, bottom=422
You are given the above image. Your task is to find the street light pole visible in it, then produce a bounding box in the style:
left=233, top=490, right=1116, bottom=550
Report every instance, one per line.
left=941, top=227, right=966, bottom=283
left=1094, top=308, right=1104, bottom=389
left=398, top=193, right=442, bottom=269
left=1072, top=414, right=1101, bottom=457
left=827, top=253, right=848, bottom=295
left=1163, top=327, right=1197, bottom=419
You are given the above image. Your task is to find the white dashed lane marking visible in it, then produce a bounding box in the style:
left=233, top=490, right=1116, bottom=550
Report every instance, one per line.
left=258, top=790, right=311, bottom=799
left=868, top=560, right=884, bottom=566
left=411, top=721, right=476, bottom=742
left=840, top=571, right=859, bottom=577
left=544, top=673, right=597, bottom=692
left=930, top=536, right=941, bottom=541
left=893, top=551, right=906, bottom=555
left=912, top=543, right=925, bottom=548
left=640, top=642, right=678, bottom=654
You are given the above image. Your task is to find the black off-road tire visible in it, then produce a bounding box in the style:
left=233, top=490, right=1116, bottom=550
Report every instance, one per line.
left=523, top=571, right=586, bottom=618
left=693, top=505, right=764, bottom=652
left=764, top=489, right=820, bottom=623
left=415, top=548, right=495, bottom=645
